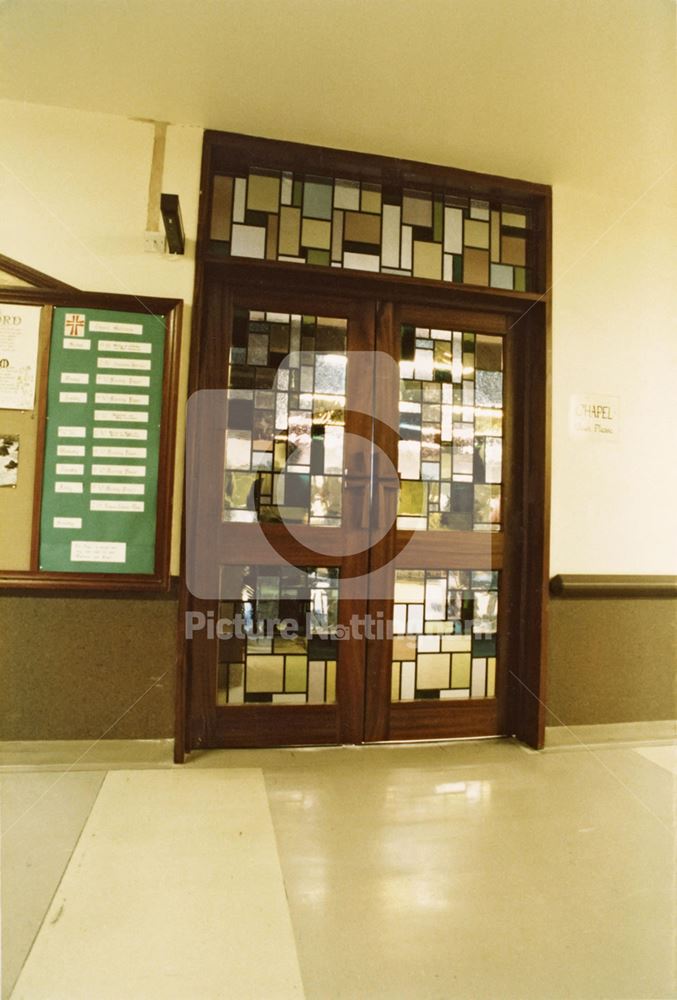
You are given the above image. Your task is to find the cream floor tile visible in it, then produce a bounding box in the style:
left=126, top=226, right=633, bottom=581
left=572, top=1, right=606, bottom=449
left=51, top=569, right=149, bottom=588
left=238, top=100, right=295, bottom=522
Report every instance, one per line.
left=262, top=742, right=676, bottom=1000
left=635, top=743, right=677, bottom=775
left=10, top=769, right=304, bottom=1000
left=1, top=770, right=105, bottom=1000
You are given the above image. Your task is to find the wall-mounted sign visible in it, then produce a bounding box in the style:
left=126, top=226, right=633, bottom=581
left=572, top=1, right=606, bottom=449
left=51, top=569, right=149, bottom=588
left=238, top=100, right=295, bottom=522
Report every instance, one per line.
left=0, top=303, right=41, bottom=410
left=570, top=394, right=620, bottom=441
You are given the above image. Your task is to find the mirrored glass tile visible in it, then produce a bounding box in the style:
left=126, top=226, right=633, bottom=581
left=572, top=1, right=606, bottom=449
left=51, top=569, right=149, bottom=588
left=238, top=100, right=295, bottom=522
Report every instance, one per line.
left=315, top=354, right=347, bottom=394
left=398, top=440, right=421, bottom=479
left=393, top=603, right=407, bottom=634
left=476, top=370, right=503, bottom=406
left=475, top=409, right=503, bottom=435
left=310, top=475, right=341, bottom=519
left=474, top=484, right=501, bottom=524
left=408, top=605, right=424, bottom=633
left=425, top=575, right=447, bottom=621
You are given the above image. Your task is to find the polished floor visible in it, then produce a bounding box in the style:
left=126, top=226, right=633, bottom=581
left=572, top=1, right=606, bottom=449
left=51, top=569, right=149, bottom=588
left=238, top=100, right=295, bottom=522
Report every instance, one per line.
left=2, top=724, right=676, bottom=999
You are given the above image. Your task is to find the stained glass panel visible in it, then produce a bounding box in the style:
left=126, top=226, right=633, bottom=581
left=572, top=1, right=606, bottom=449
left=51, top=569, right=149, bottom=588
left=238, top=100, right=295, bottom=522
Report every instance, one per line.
left=209, top=170, right=533, bottom=290
left=223, top=310, right=347, bottom=526
left=217, top=565, right=339, bottom=705
left=391, top=568, right=498, bottom=701
left=397, top=326, right=503, bottom=531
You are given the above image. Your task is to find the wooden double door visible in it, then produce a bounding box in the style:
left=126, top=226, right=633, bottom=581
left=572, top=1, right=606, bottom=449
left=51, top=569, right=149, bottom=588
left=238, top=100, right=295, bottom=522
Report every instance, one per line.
left=181, top=274, right=538, bottom=751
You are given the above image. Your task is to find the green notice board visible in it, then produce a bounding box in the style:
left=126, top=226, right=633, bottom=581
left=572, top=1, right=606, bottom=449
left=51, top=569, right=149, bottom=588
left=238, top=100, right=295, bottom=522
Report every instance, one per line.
left=39, top=306, right=166, bottom=574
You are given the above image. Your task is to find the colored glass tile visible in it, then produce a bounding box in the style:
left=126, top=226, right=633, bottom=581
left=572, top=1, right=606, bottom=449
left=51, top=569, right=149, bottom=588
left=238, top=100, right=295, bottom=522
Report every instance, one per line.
left=463, top=249, right=489, bottom=286
left=231, top=224, right=266, bottom=259
left=403, top=191, right=432, bottom=228
left=209, top=163, right=535, bottom=290
left=413, top=241, right=442, bottom=280
left=211, top=175, right=233, bottom=242
left=490, top=264, right=513, bottom=290
left=303, top=179, right=333, bottom=220
left=334, top=179, right=360, bottom=211
left=344, top=211, right=381, bottom=244
left=247, top=172, right=280, bottom=213
left=464, top=220, right=489, bottom=249
left=302, top=218, right=331, bottom=250
left=501, top=236, right=526, bottom=266
left=391, top=568, right=499, bottom=702
left=361, top=184, right=382, bottom=214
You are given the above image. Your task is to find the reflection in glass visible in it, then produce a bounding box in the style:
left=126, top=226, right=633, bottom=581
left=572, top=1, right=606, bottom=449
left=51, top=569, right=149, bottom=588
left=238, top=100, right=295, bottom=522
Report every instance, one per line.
left=397, top=326, right=504, bottom=531
left=217, top=565, right=339, bottom=705
left=223, top=311, right=347, bottom=525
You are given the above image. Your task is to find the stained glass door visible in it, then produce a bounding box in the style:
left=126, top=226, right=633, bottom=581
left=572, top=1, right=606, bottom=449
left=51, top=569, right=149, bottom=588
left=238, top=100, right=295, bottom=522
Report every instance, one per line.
left=362, top=303, right=510, bottom=742
left=185, top=287, right=513, bottom=749
left=185, top=286, right=377, bottom=748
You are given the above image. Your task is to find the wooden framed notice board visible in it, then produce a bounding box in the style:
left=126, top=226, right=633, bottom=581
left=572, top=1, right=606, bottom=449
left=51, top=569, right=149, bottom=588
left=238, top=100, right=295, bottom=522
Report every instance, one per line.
left=0, top=289, right=182, bottom=591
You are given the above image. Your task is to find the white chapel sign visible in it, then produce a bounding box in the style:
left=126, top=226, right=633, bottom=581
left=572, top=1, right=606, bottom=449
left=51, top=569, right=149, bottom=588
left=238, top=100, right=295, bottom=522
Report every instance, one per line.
left=569, top=393, right=620, bottom=441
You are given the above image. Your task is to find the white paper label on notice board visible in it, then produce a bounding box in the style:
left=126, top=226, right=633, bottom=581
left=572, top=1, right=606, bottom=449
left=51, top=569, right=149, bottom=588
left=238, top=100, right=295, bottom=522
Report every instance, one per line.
left=71, top=540, right=127, bottom=563
left=0, top=303, right=41, bottom=409
left=570, top=394, right=620, bottom=441
left=89, top=320, right=143, bottom=336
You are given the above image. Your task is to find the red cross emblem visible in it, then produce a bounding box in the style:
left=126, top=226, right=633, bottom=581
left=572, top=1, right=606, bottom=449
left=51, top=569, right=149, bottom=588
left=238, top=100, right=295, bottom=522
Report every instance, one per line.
left=64, top=313, right=86, bottom=337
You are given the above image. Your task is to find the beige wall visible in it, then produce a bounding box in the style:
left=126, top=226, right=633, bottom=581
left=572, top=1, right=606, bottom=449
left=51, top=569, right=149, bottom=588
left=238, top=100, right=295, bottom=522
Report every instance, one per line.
left=0, top=102, right=202, bottom=573
left=1, top=0, right=675, bottom=575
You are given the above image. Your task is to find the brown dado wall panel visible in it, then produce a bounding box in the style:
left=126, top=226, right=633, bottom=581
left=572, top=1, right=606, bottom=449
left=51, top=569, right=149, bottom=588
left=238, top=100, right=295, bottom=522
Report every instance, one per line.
left=1, top=594, right=674, bottom=740
left=547, top=597, right=676, bottom=726
left=1, top=594, right=178, bottom=740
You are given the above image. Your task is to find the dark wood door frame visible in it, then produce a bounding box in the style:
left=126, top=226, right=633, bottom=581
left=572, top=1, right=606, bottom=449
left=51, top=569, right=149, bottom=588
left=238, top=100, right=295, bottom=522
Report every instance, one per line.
left=176, top=130, right=551, bottom=760
left=176, top=261, right=550, bottom=757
